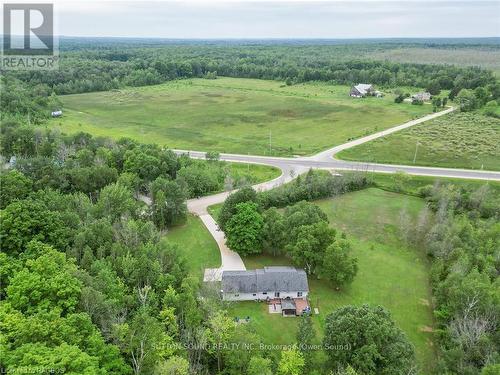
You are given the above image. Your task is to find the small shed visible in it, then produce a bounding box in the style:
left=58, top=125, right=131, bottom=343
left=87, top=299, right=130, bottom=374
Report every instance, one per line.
left=51, top=110, right=63, bottom=117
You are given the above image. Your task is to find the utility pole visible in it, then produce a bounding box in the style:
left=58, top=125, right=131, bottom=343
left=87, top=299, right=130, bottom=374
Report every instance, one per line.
left=413, top=141, right=419, bottom=164
left=269, top=129, right=272, bottom=154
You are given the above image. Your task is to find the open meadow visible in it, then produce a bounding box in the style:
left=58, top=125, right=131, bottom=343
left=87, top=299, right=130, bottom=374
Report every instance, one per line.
left=338, top=112, right=500, bottom=170
left=51, top=77, right=433, bottom=156
left=175, top=188, right=438, bottom=373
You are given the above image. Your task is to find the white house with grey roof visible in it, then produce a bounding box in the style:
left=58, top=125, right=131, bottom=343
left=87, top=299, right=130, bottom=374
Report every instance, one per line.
left=221, top=267, right=309, bottom=301
left=412, top=92, right=432, bottom=101
left=350, top=83, right=374, bottom=97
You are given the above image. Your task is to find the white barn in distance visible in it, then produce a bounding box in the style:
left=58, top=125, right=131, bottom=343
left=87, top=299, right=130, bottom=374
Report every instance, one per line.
left=412, top=92, right=432, bottom=101
left=350, top=83, right=374, bottom=97
left=221, top=266, right=309, bottom=301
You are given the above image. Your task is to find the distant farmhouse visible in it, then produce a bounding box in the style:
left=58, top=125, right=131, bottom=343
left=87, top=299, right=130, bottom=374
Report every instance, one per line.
left=350, top=84, right=382, bottom=98
left=411, top=92, right=432, bottom=102
left=221, top=267, right=310, bottom=316
left=350, top=84, right=373, bottom=97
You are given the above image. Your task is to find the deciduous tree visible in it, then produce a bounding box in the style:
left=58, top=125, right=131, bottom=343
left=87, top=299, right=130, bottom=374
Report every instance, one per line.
left=0, top=170, right=32, bottom=208
left=248, top=356, right=272, bottom=375
left=286, top=221, right=335, bottom=275
left=225, top=202, right=263, bottom=256
left=323, top=305, right=416, bottom=375
left=278, top=348, right=305, bottom=375
left=321, top=241, right=358, bottom=288
left=218, top=186, right=257, bottom=230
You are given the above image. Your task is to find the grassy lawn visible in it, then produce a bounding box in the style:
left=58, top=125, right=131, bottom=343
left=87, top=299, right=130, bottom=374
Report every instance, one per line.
left=162, top=215, right=220, bottom=278
left=225, top=162, right=281, bottom=186
left=226, top=188, right=437, bottom=373
left=207, top=203, right=222, bottom=220
left=338, top=112, right=500, bottom=170
left=50, top=77, right=432, bottom=156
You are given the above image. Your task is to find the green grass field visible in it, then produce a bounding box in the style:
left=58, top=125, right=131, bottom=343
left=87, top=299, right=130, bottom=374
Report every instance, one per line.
left=338, top=112, right=500, bottom=170
left=227, top=188, right=437, bottom=373
left=221, top=162, right=281, bottom=188
left=51, top=77, right=432, bottom=156
left=162, top=215, right=220, bottom=278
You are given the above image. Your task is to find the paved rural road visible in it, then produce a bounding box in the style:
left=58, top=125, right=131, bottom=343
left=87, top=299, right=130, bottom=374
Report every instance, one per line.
left=174, top=107, right=500, bottom=280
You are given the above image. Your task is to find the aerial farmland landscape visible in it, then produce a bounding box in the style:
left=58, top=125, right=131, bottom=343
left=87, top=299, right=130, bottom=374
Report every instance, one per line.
left=1, top=1, right=499, bottom=375
left=52, top=78, right=434, bottom=156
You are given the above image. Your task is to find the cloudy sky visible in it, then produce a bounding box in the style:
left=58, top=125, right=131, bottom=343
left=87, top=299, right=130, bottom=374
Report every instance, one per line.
left=52, top=0, right=499, bottom=38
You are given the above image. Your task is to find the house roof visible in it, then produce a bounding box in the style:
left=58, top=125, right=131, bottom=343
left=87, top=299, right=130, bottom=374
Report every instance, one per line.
left=221, top=267, right=309, bottom=294
left=353, top=84, right=373, bottom=95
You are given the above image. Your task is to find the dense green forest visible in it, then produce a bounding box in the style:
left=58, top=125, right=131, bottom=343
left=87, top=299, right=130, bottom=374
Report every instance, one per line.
left=0, top=125, right=279, bottom=374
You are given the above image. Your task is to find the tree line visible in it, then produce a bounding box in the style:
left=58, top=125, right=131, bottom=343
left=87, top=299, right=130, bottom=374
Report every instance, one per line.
left=400, top=182, right=499, bottom=374
left=0, top=123, right=264, bottom=229
left=376, top=173, right=499, bottom=374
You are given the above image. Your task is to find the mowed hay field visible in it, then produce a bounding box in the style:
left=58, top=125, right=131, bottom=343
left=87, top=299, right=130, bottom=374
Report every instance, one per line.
left=52, top=77, right=432, bottom=156
left=338, top=112, right=500, bottom=170
left=227, top=188, right=437, bottom=373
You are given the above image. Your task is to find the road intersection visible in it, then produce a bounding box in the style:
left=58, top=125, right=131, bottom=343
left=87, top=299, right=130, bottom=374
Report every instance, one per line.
left=174, top=107, right=500, bottom=280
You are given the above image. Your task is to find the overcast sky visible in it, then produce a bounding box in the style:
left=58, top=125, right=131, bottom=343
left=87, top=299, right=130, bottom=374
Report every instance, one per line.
left=52, top=0, right=500, bottom=39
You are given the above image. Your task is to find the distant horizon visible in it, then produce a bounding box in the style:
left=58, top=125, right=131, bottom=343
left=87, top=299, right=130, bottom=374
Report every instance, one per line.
left=56, top=36, right=500, bottom=40
left=4, top=35, right=500, bottom=43
left=49, top=1, right=500, bottom=39
left=5, top=35, right=499, bottom=41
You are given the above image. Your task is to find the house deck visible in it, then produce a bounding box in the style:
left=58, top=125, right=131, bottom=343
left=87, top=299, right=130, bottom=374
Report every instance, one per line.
left=266, top=297, right=310, bottom=317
